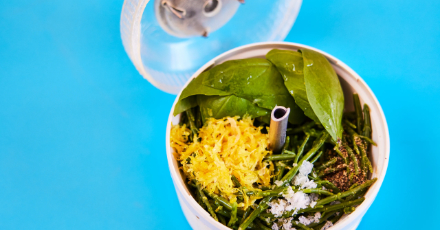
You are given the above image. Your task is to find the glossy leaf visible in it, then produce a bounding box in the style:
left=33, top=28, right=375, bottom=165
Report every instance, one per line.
left=301, top=49, right=344, bottom=141
left=173, top=71, right=230, bottom=116
left=201, top=58, right=305, bottom=124
left=266, top=49, right=319, bottom=122
left=196, top=95, right=270, bottom=121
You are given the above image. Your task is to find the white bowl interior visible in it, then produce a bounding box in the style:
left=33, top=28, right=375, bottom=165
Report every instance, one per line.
left=166, top=42, right=389, bottom=230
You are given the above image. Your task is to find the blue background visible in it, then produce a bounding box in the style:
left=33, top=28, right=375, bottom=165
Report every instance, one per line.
left=1, top=0, right=439, bottom=229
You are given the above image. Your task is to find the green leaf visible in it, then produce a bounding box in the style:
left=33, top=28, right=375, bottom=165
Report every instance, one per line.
left=301, top=49, right=344, bottom=141
left=266, top=49, right=319, bottom=122
left=196, top=95, right=270, bottom=121
left=173, top=71, right=230, bottom=116
left=201, top=58, right=305, bottom=124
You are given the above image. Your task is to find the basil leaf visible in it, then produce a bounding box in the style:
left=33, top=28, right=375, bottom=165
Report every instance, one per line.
left=301, top=49, right=344, bottom=141
left=201, top=58, right=305, bottom=124
left=266, top=49, right=319, bottom=122
left=173, top=71, right=231, bottom=116
left=196, top=95, right=270, bottom=121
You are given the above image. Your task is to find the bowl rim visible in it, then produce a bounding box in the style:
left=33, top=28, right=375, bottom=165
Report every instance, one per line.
left=165, top=41, right=390, bottom=229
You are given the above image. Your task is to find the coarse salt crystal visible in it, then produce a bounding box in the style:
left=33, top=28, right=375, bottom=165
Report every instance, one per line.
left=293, top=161, right=317, bottom=189
left=293, top=174, right=308, bottom=186
left=298, top=212, right=321, bottom=226
left=285, top=191, right=310, bottom=211
left=321, top=221, right=333, bottom=230
left=299, top=161, right=313, bottom=175
left=282, top=218, right=293, bottom=230
left=283, top=187, right=295, bottom=200
left=310, top=193, right=319, bottom=202
left=274, top=180, right=284, bottom=187
left=298, top=216, right=313, bottom=225
left=302, top=180, right=318, bottom=189
left=314, top=212, right=321, bottom=223
left=269, top=189, right=313, bottom=218
left=269, top=199, right=288, bottom=217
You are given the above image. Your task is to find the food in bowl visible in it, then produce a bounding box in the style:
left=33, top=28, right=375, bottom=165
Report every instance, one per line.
left=169, top=48, right=377, bottom=230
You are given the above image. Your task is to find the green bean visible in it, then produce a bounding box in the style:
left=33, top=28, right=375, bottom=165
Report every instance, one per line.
left=205, top=191, right=243, bottom=216
left=179, top=111, right=188, bottom=126
left=290, top=135, right=299, bottom=149
left=186, top=109, right=199, bottom=136
left=264, top=154, right=297, bottom=161
left=343, top=119, right=357, bottom=129
left=275, top=136, right=291, bottom=180
left=334, top=144, right=350, bottom=177
left=193, top=107, right=203, bottom=128
left=304, top=128, right=336, bottom=145
left=282, top=132, right=329, bottom=186
left=283, top=150, right=296, bottom=155
left=244, top=186, right=284, bottom=197
left=346, top=126, right=373, bottom=174
left=316, top=178, right=377, bottom=206
left=196, top=182, right=217, bottom=221
left=317, top=165, right=345, bottom=177
left=231, top=175, right=242, bottom=188
left=255, top=219, right=272, bottom=230
left=214, top=206, right=231, bottom=218
left=314, top=212, right=342, bottom=230
left=286, top=121, right=316, bottom=135
left=308, top=210, right=338, bottom=228
left=362, top=104, right=372, bottom=138
left=353, top=94, right=363, bottom=134
left=343, top=141, right=360, bottom=175
left=238, top=196, right=274, bottom=230
left=276, top=162, right=286, bottom=181
left=358, top=135, right=377, bottom=146
left=257, top=215, right=272, bottom=226
left=328, top=210, right=343, bottom=224
left=293, top=188, right=334, bottom=196
left=316, top=158, right=337, bottom=171
left=295, top=134, right=311, bottom=163
left=343, top=206, right=355, bottom=214
left=241, top=207, right=252, bottom=225
left=282, top=136, right=290, bottom=152
left=349, top=183, right=358, bottom=190
left=310, top=150, right=323, bottom=164
left=315, top=180, right=341, bottom=193
left=218, top=214, right=227, bottom=225
left=292, top=221, right=313, bottom=230
left=310, top=197, right=365, bottom=213
left=227, top=202, right=238, bottom=227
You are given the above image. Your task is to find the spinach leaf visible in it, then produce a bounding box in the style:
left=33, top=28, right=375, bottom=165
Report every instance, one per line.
left=266, top=49, right=319, bottom=122
left=196, top=95, right=270, bottom=122
left=201, top=58, right=305, bottom=124
left=301, top=49, right=344, bottom=141
left=173, top=71, right=230, bottom=116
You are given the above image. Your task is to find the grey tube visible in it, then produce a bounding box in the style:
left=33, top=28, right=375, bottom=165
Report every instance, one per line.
left=269, top=106, right=290, bottom=153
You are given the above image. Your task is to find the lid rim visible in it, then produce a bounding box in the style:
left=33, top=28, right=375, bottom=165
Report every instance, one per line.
left=120, top=0, right=303, bottom=94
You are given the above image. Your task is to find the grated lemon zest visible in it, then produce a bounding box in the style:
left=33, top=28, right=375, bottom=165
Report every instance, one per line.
left=170, top=116, right=273, bottom=208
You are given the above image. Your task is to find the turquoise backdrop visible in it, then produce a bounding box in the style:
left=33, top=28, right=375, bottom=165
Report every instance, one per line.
left=1, top=0, right=439, bottom=229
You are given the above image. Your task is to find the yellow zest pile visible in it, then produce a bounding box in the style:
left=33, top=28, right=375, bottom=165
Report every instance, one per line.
left=170, top=116, right=273, bottom=208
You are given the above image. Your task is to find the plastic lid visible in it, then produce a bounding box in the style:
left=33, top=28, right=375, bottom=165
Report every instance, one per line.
left=120, top=0, right=302, bottom=94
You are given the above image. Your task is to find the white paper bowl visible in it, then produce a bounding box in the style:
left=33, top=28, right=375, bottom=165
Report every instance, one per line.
left=166, top=42, right=390, bottom=230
